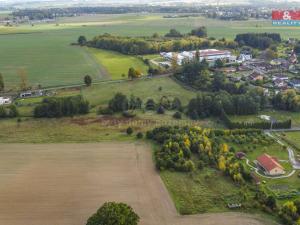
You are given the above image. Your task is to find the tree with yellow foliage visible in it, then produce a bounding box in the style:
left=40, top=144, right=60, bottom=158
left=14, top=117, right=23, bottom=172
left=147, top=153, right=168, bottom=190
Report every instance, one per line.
left=220, top=143, right=229, bottom=154
left=218, top=155, right=226, bottom=171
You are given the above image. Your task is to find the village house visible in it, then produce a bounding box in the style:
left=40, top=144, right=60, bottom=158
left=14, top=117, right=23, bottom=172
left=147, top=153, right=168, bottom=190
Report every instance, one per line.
left=272, top=74, right=289, bottom=81
left=249, top=71, right=264, bottom=81
left=0, top=97, right=12, bottom=105
left=256, top=153, right=285, bottom=176
left=273, top=78, right=287, bottom=89
left=289, top=79, right=300, bottom=89
left=289, top=52, right=298, bottom=64
left=238, top=53, right=252, bottom=63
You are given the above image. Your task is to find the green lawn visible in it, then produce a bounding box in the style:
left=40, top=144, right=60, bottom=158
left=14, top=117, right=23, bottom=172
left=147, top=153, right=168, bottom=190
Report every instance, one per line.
left=88, top=48, right=149, bottom=80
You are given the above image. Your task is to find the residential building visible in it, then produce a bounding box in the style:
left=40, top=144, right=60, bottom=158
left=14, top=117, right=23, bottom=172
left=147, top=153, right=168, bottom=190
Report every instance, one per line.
left=289, top=79, right=300, bottom=88
left=0, top=97, right=12, bottom=105
left=256, top=153, right=285, bottom=176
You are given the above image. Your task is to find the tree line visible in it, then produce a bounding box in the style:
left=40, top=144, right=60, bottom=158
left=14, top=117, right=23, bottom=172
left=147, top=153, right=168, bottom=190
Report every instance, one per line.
left=273, top=89, right=300, bottom=112
left=235, top=33, right=281, bottom=50
left=83, top=32, right=238, bottom=55
left=12, top=6, right=220, bottom=20
left=34, top=95, right=89, bottom=118
left=186, top=90, right=266, bottom=119
left=98, top=92, right=182, bottom=117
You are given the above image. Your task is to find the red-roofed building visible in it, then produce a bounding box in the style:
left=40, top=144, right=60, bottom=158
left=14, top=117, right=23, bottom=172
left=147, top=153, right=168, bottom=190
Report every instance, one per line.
left=256, top=154, right=285, bottom=176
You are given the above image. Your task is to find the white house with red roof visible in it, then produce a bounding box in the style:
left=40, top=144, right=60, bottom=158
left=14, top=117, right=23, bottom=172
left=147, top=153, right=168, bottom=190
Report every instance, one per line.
left=256, top=154, right=285, bottom=176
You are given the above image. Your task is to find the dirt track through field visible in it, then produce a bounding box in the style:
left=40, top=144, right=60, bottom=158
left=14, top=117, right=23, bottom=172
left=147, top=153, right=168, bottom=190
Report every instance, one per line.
left=0, top=143, right=277, bottom=225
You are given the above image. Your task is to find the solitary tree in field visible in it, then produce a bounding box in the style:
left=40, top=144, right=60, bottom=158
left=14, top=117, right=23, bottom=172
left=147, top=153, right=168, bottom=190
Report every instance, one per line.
left=0, top=73, right=4, bottom=92
left=18, top=69, right=28, bottom=91
left=84, top=75, right=92, bottom=86
left=86, top=202, right=139, bottom=225
left=128, top=67, right=137, bottom=80
left=78, top=35, right=87, bottom=46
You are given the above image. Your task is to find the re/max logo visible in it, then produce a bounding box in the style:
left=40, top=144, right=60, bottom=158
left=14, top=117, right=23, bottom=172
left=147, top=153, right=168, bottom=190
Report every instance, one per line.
left=272, top=10, right=300, bottom=26
left=272, top=20, right=300, bottom=26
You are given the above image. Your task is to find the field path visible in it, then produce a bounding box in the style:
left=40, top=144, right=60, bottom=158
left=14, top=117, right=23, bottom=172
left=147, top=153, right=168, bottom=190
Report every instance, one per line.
left=81, top=47, right=110, bottom=80
left=0, top=143, right=277, bottom=225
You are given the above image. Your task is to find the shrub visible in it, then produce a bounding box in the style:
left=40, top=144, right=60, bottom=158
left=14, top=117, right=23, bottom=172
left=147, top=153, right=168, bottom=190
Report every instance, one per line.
left=173, top=111, right=182, bottom=119
left=97, top=107, right=113, bottom=115
left=122, top=110, right=136, bottom=118
left=136, top=132, right=144, bottom=139
left=157, top=106, right=165, bottom=114
left=86, top=202, right=139, bottom=225
left=126, top=127, right=133, bottom=135
left=145, top=99, right=156, bottom=110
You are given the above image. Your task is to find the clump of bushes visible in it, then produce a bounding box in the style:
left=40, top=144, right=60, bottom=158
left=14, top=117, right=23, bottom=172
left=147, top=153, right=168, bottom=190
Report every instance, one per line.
left=0, top=105, right=19, bottom=118
left=173, top=111, right=182, bottom=119
left=122, top=110, right=136, bottom=118
left=136, top=132, right=144, bottom=139
left=126, top=127, right=133, bottom=135
left=34, top=95, right=89, bottom=118
left=157, top=106, right=165, bottom=114
left=98, top=107, right=113, bottom=115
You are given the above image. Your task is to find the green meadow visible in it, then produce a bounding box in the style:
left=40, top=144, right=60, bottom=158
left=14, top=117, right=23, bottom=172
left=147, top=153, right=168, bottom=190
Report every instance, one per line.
left=88, top=48, right=149, bottom=80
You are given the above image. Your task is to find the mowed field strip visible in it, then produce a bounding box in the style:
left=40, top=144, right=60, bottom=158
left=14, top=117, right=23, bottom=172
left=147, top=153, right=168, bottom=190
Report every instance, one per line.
left=0, top=143, right=277, bottom=225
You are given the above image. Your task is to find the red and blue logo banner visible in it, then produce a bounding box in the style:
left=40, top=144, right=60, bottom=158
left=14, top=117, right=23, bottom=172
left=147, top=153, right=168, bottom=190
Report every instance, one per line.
left=272, top=10, right=300, bottom=26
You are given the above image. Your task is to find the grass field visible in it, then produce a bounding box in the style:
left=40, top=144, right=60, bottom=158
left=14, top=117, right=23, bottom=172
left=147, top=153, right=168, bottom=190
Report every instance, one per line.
left=14, top=77, right=199, bottom=115
left=229, top=109, right=300, bottom=128
left=161, top=168, right=241, bottom=214
left=0, top=143, right=278, bottom=225
left=0, top=32, right=102, bottom=89
left=1, top=14, right=300, bottom=89
left=279, top=131, right=300, bottom=151
left=88, top=48, right=149, bottom=79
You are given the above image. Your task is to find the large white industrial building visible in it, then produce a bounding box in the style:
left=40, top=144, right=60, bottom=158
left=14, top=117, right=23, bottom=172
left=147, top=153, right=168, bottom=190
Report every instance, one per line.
left=160, top=49, right=237, bottom=65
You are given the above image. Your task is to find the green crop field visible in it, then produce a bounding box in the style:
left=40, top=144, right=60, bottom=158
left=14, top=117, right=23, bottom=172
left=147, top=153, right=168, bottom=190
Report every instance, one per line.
left=1, top=14, right=300, bottom=89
